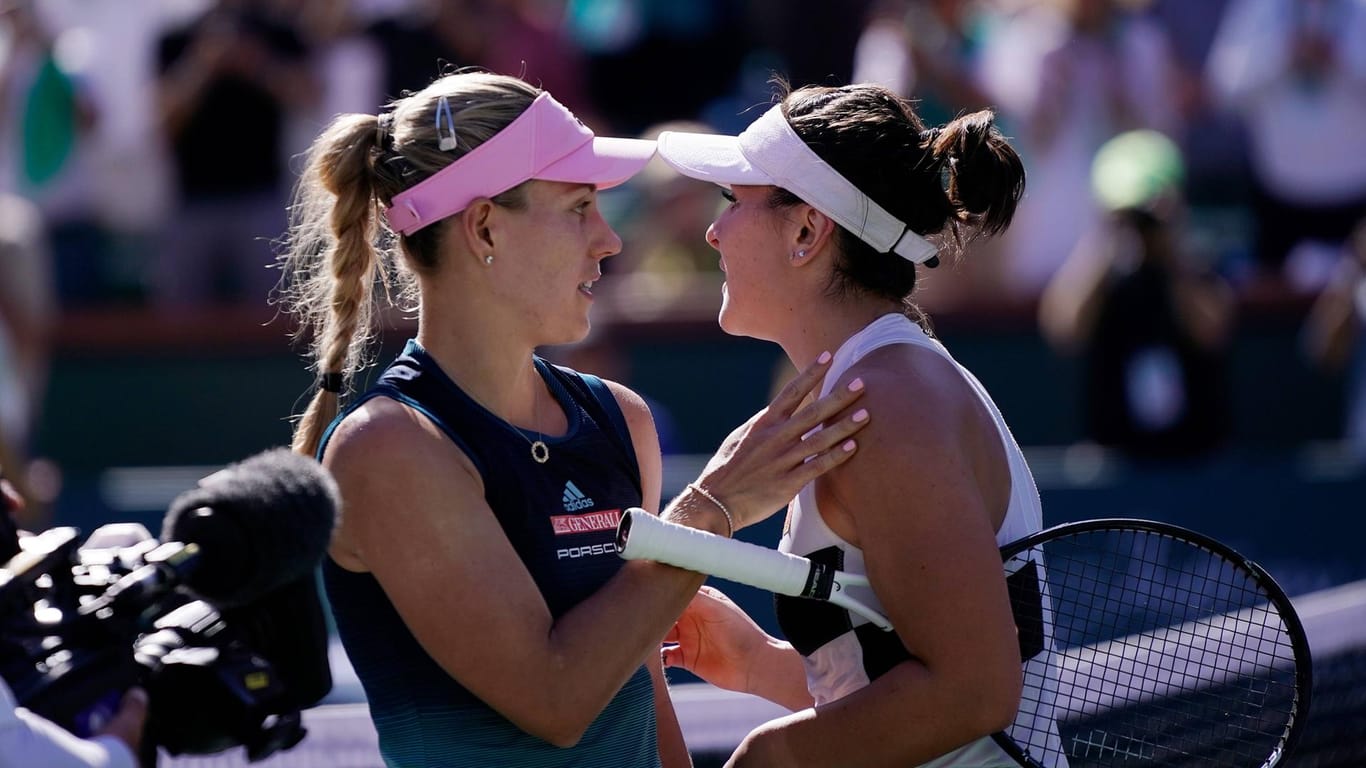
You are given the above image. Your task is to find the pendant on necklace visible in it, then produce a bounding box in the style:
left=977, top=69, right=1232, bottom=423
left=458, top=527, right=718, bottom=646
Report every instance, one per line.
left=530, top=440, right=550, bottom=464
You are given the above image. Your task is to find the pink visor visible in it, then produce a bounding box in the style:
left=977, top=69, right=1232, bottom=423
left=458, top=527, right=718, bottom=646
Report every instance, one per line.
left=384, top=92, right=656, bottom=236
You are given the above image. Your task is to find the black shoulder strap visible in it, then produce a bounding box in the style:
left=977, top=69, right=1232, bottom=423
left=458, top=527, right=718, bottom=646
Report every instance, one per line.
left=317, top=347, right=485, bottom=475
left=549, top=364, right=641, bottom=484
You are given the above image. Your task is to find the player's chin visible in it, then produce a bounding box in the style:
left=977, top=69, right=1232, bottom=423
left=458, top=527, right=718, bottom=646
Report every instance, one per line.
left=547, top=312, right=593, bottom=347
left=717, top=296, right=747, bottom=338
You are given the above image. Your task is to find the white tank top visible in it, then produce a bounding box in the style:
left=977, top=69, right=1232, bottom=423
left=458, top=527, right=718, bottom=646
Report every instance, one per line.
left=777, top=313, right=1065, bottom=767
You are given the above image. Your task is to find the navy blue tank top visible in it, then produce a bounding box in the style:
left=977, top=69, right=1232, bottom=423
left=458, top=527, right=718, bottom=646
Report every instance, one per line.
left=320, top=340, right=659, bottom=767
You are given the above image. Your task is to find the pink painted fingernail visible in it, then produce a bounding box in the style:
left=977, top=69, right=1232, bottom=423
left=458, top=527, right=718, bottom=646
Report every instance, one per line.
left=843, top=440, right=857, bottom=452
left=847, top=378, right=864, bottom=392
left=817, top=351, right=832, bottom=364
left=852, top=409, right=869, bottom=422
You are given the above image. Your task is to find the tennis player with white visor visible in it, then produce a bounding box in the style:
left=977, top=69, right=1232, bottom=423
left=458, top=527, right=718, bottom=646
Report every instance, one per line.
left=629, top=82, right=1068, bottom=767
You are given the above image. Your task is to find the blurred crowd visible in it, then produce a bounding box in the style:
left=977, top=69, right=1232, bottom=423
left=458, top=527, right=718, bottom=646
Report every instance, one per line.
left=2, top=0, right=1365, bottom=469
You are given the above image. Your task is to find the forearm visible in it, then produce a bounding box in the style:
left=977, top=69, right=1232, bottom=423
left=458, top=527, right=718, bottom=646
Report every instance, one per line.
left=0, top=712, right=135, bottom=768
left=1039, top=251, right=1111, bottom=350
left=1173, top=277, right=1234, bottom=350
left=475, top=354, right=869, bottom=739
left=506, top=560, right=708, bottom=745
left=660, top=485, right=734, bottom=536
left=733, top=659, right=1015, bottom=767
left=522, top=494, right=733, bottom=738
left=259, top=59, right=319, bottom=111
left=1207, top=5, right=1292, bottom=108
left=651, top=653, right=692, bottom=768
left=744, top=639, right=812, bottom=712
left=1303, top=282, right=1361, bottom=368
left=156, top=61, right=213, bottom=139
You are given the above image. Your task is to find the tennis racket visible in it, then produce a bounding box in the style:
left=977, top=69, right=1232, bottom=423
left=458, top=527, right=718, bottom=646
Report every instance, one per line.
left=616, top=511, right=1312, bottom=768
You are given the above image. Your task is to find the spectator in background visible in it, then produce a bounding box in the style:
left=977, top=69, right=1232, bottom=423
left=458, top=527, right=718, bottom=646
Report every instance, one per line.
left=0, top=194, right=53, bottom=439
left=478, top=0, right=598, bottom=125
left=852, top=0, right=1015, bottom=307
left=983, top=0, right=1181, bottom=298
left=1039, top=129, right=1234, bottom=461
left=292, top=0, right=383, bottom=127
left=853, top=0, right=1004, bottom=129
left=1205, top=0, right=1366, bottom=292
left=153, top=0, right=317, bottom=311
left=1301, top=221, right=1366, bottom=461
left=563, top=0, right=753, bottom=135
left=1145, top=0, right=1248, bottom=206
left=746, top=0, right=872, bottom=90
left=353, top=1, right=600, bottom=133
left=0, top=194, right=54, bottom=498
left=360, top=0, right=484, bottom=107
left=608, top=121, right=724, bottom=297
left=0, top=0, right=106, bottom=306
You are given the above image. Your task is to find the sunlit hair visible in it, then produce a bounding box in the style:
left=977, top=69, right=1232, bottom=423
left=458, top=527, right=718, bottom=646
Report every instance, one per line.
left=771, top=81, right=1025, bottom=315
left=276, top=71, right=539, bottom=456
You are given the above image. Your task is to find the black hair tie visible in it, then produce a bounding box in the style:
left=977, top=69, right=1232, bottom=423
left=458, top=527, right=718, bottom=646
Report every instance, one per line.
left=319, top=372, right=344, bottom=393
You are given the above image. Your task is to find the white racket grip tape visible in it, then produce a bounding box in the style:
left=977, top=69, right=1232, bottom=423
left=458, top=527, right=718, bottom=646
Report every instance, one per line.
left=616, top=508, right=815, bottom=597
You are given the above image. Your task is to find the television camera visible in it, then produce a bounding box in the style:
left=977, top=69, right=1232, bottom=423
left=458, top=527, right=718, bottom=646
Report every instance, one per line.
left=0, top=448, right=339, bottom=763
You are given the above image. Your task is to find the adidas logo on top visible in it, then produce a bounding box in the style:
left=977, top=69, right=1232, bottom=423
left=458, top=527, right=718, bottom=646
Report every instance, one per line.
left=562, top=481, right=595, bottom=512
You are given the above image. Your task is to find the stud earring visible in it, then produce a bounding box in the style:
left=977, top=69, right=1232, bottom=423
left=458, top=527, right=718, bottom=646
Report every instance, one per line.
left=793, top=249, right=806, bottom=261
left=485, top=255, right=494, bottom=265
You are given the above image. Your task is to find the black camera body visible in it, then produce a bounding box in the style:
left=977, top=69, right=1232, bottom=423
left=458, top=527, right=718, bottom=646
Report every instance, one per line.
left=0, top=523, right=313, bottom=762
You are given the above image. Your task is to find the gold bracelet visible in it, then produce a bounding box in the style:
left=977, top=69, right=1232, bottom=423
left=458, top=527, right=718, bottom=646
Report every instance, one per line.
left=686, top=482, right=734, bottom=537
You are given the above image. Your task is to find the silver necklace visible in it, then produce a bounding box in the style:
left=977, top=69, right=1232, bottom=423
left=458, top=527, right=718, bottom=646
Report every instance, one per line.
left=526, top=379, right=550, bottom=464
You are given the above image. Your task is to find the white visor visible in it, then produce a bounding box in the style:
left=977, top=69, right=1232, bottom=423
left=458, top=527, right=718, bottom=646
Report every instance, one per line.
left=656, top=105, right=939, bottom=265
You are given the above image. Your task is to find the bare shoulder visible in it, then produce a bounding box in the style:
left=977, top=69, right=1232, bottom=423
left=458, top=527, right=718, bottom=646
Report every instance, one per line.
left=325, top=397, right=471, bottom=478
left=593, top=377, right=663, bottom=511
left=596, top=378, right=654, bottom=429
left=831, top=343, right=978, bottom=441
left=323, top=397, right=483, bottom=569
left=818, top=343, right=995, bottom=536
left=593, top=376, right=663, bottom=453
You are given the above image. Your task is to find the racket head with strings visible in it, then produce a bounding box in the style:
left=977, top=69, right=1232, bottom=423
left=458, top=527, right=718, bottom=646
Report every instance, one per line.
left=996, top=518, right=1312, bottom=768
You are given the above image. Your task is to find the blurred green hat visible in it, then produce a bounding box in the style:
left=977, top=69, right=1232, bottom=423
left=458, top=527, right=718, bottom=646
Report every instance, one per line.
left=1091, top=130, right=1185, bottom=212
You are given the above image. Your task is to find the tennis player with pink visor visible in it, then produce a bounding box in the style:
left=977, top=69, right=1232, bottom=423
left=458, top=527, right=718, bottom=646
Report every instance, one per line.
left=276, top=72, right=875, bottom=768
left=383, top=89, right=656, bottom=236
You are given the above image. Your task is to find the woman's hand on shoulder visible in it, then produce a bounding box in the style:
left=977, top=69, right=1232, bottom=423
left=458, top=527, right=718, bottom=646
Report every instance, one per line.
left=692, top=353, right=870, bottom=530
